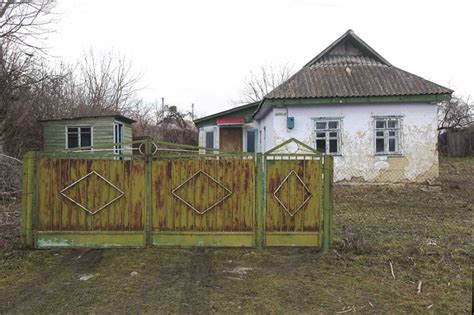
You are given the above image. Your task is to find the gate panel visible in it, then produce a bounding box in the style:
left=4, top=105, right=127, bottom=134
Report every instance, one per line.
left=151, top=157, right=255, bottom=247
left=35, top=158, right=146, bottom=248
left=265, top=158, right=323, bottom=246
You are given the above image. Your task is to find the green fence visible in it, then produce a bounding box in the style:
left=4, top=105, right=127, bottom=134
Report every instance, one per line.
left=21, top=138, right=333, bottom=250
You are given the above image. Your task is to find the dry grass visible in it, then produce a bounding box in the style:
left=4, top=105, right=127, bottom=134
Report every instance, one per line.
left=0, top=157, right=472, bottom=313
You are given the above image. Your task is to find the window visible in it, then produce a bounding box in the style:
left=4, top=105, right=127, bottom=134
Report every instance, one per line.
left=245, top=129, right=256, bottom=153
left=205, top=131, right=214, bottom=151
left=67, top=126, right=92, bottom=149
left=114, top=122, right=123, bottom=154
left=314, top=119, right=341, bottom=154
left=374, top=117, right=401, bottom=155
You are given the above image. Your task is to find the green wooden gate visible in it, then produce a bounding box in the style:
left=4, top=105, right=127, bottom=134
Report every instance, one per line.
left=21, top=138, right=333, bottom=250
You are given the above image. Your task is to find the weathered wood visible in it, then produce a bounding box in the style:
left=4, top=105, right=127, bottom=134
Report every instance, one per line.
left=322, top=155, right=334, bottom=252
left=21, top=152, right=37, bottom=247
left=25, top=143, right=332, bottom=248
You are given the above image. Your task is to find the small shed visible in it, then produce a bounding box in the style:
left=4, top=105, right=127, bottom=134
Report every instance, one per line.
left=40, top=115, right=135, bottom=152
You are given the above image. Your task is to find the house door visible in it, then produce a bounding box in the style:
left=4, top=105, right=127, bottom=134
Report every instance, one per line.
left=219, top=127, right=243, bottom=152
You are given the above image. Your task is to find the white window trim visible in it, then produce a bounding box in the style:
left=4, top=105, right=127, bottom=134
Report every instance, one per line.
left=373, top=115, right=403, bottom=156
left=312, top=117, right=343, bottom=155
left=113, top=121, right=124, bottom=155
left=243, top=128, right=258, bottom=153
left=65, top=125, right=94, bottom=150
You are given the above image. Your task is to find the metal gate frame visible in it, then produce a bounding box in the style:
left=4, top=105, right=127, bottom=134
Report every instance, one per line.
left=21, top=138, right=333, bottom=250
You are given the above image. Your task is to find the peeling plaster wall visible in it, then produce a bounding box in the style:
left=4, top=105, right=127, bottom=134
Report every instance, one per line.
left=258, top=103, right=439, bottom=182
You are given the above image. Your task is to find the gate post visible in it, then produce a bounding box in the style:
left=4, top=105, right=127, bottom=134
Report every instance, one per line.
left=144, top=139, right=153, bottom=247
left=322, top=155, right=334, bottom=252
left=21, top=151, right=37, bottom=248
left=256, top=153, right=265, bottom=249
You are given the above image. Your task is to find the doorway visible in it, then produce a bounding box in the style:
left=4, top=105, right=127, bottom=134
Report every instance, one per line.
left=219, top=127, right=243, bottom=152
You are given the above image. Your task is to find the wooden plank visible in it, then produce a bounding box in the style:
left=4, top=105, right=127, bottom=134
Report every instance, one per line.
left=21, top=152, right=37, bottom=247
left=36, top=231, right=145, bottom=248
left=123, top=160, right=131, bottom=231
left=37, top=159, right=51, bottom=230
left=50, top=159, right=61, bottom=230
left=322, top=156, right=334, bottom=252
left=152, top=232, right=254, bottom=247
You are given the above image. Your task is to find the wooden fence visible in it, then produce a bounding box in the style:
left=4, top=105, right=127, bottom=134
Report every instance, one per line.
left=21, top=138, right=333, bottom=250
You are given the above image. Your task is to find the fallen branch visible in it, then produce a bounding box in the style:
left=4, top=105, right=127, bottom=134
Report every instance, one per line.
left=0, top=154, right=22, bottom=164
left=417, top=280, right=422, bottom=294
left=389, top=261, right=396, bottom=279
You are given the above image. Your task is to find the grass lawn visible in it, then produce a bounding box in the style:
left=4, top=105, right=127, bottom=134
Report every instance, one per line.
left=0, top=157, right=472, bottom=313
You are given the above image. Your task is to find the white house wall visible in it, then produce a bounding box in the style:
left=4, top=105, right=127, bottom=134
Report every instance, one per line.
left=258, top=103, right=439, bottom=183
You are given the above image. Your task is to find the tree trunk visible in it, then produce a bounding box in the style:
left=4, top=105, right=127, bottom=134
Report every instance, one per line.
left=0, top=107, right=5, bottom=154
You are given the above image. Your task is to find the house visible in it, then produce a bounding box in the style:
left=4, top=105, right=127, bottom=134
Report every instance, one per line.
left=41, top=115, right=135, bottom=153
left=195, top=30, right=453, bottom=182
left=194, top=102, right=259, bottom=152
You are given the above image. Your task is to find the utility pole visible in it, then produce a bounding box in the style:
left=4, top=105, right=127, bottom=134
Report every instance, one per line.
left=191, top=103, right=195, bottom=120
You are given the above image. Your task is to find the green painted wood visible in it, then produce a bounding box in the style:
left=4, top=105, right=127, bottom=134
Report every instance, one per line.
left=152, top=232, right=254, bottom=247
left=145, top=140, right=153, bottom=247
left=36, top=232, right=145, bottom=248
left=194, top=102, right=259, bottom=128
left=264, top=94, right=452, bottom=107
left=21, top=152, right=37, bottom=247
left=322, top=155, right=334, bottom=252
left=42, top=116, right=133, bottom=152
left=27, top=139, right=332, bottom=248
left=256, top=153, right=265, bottom=249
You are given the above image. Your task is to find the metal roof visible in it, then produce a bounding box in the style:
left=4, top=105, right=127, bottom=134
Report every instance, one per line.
left=193, top=101, right=259, bottom=126
left=40, top=114, right=136, bottom=124
left=265, top=30, right=453, bottom=100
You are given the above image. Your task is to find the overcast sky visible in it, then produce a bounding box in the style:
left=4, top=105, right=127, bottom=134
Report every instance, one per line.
left=47, top=0, right=473, bottom=117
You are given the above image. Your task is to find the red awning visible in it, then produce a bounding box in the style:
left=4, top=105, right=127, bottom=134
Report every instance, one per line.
left=216, top=117, right=245, bottom=125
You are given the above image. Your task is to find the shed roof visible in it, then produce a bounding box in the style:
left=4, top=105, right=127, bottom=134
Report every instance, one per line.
left=40, top=114, right=136, bottom=124
left=265, top=30, right=453, bottom=100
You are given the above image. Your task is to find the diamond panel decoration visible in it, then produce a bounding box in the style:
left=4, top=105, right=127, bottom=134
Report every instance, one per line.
left=60, top=170, right=124, bottom=215
left=172, top=170, right=232, bottom=215
left=273, top=170, right=312, bottom=217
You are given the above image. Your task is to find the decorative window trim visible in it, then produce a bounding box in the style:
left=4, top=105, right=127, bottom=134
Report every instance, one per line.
left=311, top=117, right=343, bottom=155
left=65, top=125, right=94, bottom=150
left=373, top=116, right=403, bottom=156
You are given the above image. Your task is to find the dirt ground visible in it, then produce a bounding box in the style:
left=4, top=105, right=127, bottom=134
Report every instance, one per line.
left=0, top=157, right=472, bottom=313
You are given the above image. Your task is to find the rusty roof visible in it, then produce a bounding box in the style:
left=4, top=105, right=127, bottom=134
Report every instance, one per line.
left=265, top=30, right=453, bottom=100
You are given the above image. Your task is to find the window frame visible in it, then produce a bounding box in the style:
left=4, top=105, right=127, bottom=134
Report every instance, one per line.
left=65, top=125, right=93, bottom=150
left=243, top=128, right=257, bottom=153
left=113, top=121, right=124, bottom=155
left=373, top=116, right=402, bottom=156
left=204, top=130, right=215, bottom=152
left=312, top=117, right=342, bottom=155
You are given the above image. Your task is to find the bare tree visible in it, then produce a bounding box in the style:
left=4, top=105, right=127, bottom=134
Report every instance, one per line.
left=0, top=0, right=55, bottom=154
left=79, top=50, right=141, bottom=114
left=238, top=64, right=293, bottom=103
left=438, top=95, right=473, bottom=132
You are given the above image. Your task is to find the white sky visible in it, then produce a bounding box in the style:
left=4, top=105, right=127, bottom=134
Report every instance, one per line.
left=47, top=0, right=473, bottom=117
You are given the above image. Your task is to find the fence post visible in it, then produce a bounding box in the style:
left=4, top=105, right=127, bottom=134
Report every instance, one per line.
left=21, top=151, right=37, bottom=248
left=322, top=155, right=333, bottom=252
left=144, top=139, right=153, bottom=247
left=255, top=153, right=266, bottom=249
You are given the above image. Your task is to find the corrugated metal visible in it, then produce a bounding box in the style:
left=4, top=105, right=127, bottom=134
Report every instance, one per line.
left=266, top=56, right=452, bottom=99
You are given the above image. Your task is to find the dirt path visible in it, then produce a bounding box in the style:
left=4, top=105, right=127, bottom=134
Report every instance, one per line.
left=179, top=248, right=215, bottom=314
